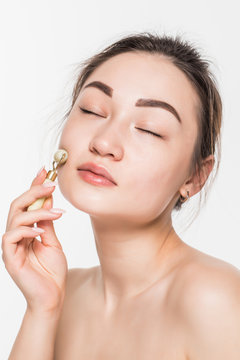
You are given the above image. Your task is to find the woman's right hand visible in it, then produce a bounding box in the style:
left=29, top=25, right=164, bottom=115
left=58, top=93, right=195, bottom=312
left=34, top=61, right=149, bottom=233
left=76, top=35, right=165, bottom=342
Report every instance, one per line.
left=1, top=167, right=68, bottom=314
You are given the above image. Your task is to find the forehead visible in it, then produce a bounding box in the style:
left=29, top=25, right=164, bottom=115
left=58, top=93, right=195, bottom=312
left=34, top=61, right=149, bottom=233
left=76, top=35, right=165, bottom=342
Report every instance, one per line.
left=82, top=52, right=200, bottom=126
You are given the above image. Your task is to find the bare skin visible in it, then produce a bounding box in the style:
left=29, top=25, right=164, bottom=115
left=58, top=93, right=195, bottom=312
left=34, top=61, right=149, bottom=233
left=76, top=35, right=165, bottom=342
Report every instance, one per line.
left=52, top=52, right=240, bottom=359
left=3, top=52, right=240, bottom=359
left=54, top=246, right=240, bottom=360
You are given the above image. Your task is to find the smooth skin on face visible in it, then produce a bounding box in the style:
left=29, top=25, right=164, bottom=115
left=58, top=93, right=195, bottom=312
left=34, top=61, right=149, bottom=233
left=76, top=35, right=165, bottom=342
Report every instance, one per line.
left=54, top=52, right=240, bottom=359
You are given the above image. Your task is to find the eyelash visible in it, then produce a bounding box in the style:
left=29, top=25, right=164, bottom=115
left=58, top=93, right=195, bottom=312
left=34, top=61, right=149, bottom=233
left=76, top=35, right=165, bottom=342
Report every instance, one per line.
left=79, top=107, right=163, bottom=138
left=135, top=127, right=162, bottom=138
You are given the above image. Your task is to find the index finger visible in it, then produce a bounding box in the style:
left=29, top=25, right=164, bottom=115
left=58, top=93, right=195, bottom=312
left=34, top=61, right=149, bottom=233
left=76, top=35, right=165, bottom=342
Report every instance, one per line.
left=6, top=167, right=48, bottom=228
left=30, top=166, right=48, bottom=187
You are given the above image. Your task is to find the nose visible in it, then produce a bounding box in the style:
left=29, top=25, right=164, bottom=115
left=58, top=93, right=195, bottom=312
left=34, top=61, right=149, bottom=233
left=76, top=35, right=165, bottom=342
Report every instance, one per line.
left=89, top=120, right=124, bottom=160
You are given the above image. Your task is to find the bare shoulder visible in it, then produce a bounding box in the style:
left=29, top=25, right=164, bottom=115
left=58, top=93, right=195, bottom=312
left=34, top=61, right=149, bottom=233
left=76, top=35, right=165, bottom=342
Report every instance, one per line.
left=66, top=266, right=97, bottom=291
left=175, top=245, right=240, bottom=359
left=177, top=245, right=240, bottom=303
left=54, top=266, right=99, bottom=358
left=62, top=265, right=99, bottom=305
left=57, top=265, right=98, bottom=316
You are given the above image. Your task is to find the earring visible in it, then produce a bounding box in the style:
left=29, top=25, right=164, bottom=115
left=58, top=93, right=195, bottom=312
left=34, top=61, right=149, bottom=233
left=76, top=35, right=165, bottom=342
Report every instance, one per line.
left=180, top=190, right=190, bottom=203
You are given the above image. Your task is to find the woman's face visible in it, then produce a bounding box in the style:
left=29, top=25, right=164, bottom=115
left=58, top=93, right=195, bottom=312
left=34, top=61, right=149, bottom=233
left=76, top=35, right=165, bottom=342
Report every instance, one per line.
left=58, top=52, right=199, bottom=224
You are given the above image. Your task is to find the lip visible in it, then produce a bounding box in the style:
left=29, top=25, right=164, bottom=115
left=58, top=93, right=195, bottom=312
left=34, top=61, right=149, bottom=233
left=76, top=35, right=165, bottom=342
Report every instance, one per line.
left=77, top=162, right=117, bottom=185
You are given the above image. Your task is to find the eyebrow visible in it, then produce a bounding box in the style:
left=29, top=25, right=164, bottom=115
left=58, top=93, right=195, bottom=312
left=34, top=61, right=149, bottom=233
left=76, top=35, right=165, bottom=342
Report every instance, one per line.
left=82, top=80, right=182, bottom=124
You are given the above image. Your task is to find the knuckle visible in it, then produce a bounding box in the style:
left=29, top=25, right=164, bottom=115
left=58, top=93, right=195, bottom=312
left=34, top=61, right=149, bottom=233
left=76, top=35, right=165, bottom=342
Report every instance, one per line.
left=9, top=217, right=17, bottom=229
left=1, top=243, right=6, bottom=256
left=10, top=197, right=22, bottom=212
left=1, top=233, right=10, bottom=251
left=1, top=232, right=7, bottom=244
left=9, top=199, right=17, bottom=210
left=11, top=191, right=25, bottom=206
left=11, top=212, right=23, bottom=226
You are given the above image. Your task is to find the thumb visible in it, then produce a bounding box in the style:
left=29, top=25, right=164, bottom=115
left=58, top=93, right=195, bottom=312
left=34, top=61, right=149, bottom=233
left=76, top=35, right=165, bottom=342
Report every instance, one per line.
left=36, top=191, right=63, bottom=251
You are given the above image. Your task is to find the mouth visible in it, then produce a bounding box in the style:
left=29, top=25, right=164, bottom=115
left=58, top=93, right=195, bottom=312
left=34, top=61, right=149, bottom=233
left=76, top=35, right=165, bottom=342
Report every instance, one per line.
left=77, top=162, right=117, bottom=185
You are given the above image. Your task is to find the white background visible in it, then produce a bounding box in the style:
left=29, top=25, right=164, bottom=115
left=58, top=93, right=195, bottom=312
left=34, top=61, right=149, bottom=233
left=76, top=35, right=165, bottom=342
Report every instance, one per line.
left=0, top=0, right=239, bottom=357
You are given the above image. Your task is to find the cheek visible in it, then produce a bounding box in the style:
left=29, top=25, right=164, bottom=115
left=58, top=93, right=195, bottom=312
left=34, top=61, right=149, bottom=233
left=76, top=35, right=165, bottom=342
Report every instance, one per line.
left=120, top=166, right=176, bottom=221
left=124, top=158, right=173, bottom=208
left=59, top=120, right=81, bottom=147
left=125, top=141, right=181, bottom=191
left=58, top=120, right=91, bottom=165
left=123, top=143, right=191, bottom=208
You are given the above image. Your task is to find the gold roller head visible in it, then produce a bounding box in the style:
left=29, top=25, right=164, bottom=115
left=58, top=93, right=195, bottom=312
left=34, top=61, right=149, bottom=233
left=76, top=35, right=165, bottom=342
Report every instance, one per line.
left=46, top=149, right=68, bottom=181
left=27, top=149, right=68, bottom=211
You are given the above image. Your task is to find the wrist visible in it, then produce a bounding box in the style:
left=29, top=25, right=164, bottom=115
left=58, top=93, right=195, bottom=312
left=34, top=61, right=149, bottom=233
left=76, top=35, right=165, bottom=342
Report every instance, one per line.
left=26, top=305, right=63, bottom=320
left=26, top=291, right=66, bottom=319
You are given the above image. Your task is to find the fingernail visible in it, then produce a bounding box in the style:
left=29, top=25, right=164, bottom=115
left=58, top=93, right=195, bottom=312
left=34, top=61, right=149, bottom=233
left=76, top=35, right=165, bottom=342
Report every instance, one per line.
left=37, top=166, right=45, bottom=177
left=42, top=181, right=58, bottom=187
left=49, top=208, right=66, bottom=214
left=31, top=227, right=45, bottom=233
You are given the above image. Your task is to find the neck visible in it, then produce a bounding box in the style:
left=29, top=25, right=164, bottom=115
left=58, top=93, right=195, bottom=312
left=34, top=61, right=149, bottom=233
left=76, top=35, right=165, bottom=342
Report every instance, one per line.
left=90, top=212, right=184, bottom=310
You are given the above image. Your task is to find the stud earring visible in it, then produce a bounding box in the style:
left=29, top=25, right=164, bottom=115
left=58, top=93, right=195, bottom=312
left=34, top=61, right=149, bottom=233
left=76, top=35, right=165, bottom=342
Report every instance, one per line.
left=180, top=190, right=190, bottom=203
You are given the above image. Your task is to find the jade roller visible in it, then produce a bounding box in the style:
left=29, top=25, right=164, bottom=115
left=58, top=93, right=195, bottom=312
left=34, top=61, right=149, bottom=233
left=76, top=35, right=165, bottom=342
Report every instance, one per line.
left=27, top=149, right=68, bottom=211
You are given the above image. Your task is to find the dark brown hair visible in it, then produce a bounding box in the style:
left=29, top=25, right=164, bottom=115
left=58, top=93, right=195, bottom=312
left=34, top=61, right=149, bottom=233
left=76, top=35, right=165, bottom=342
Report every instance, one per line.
left=52, top=31, right=222, bottom=218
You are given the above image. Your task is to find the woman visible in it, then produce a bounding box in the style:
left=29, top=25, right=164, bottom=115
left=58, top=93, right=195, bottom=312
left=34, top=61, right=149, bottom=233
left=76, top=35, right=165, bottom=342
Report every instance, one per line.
left=3, top=32, right=240, bottom=359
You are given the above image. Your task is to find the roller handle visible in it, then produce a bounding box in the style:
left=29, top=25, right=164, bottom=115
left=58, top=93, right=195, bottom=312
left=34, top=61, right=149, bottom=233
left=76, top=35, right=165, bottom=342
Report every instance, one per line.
left=27, top=178, right=54, bottom=211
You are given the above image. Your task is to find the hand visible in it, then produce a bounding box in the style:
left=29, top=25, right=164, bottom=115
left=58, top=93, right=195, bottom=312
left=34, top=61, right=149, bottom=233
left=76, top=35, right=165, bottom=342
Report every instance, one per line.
left=1, top=168, right=68, bottom=313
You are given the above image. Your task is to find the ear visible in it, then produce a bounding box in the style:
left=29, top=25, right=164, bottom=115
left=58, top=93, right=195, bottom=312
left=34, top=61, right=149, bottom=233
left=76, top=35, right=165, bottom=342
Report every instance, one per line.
left=179, top=155, right=215, bottom=199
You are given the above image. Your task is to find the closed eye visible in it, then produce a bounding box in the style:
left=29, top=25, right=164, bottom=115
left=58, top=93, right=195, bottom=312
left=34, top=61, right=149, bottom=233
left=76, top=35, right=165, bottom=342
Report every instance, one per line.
left=80, top=107, right=163, bottom=138
left=135, top=127, right=163, bottom=138
left=79, top=107, right=102, bottom=117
